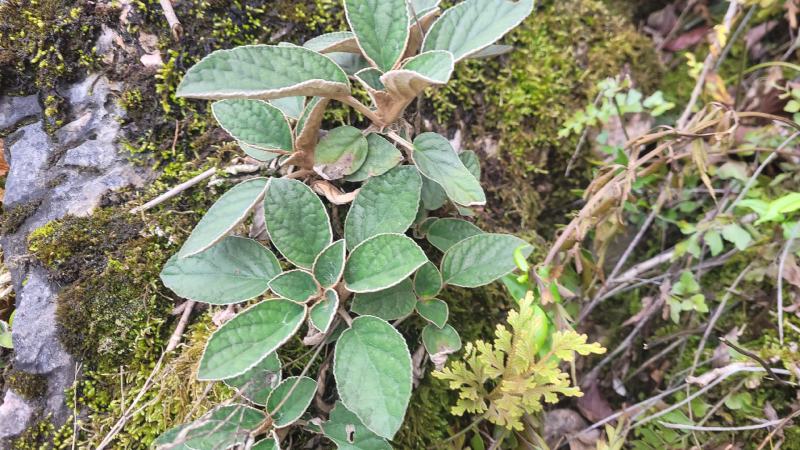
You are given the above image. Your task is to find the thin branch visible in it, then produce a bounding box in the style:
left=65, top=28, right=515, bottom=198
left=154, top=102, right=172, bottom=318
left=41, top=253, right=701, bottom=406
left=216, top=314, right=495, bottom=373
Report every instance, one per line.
left=158, top=0, right=183, bottom=41
left=777, top=221, right=800, bottom=345
left=657, top=418, right=785, bottom=432
left=166, top=300, right=195, bottom=353
left=385, top=131, right=415, bottom=152
left=130, top=168, right=216, bottom=214
left=719, top=338, right=794, bottom=386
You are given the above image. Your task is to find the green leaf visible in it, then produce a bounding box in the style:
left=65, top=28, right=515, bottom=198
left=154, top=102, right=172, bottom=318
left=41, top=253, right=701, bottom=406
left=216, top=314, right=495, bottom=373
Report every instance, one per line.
left=154, top=405, right=265, bottom=450
left=354, top=67, right=386, bottom=91
left=351, top=278, right=417, bottom=320
left=322, top=402, right=392, bottom=450
left=198, top=299, right=306, bottom=380
left=344, top=166, right=422, bottom=250
left=310, top=289, right=339, bottom=333
left=419, top=175, right=448, bottom=210
left=269, top=270, right=319, bottom=303
left=212, top=100, right=293, bottom=152
left=266, top=376, right=317, bottom=427
left=441, top=233, right=533, bottom=287
left=344, top=233, right=428, bottom=293
left=704, top=229, right=723, bottom=256
left=161, top=237, right=280, bottom=305
left=416, top=298, right=448, bottom=328
left=466, top=44, right=514, bottom=59
left=176, top=45, right=350, bottom=100
left=252, top=435, right=281, bottom=450
left=426, top=218, right=483, bottom=252
left=721, top=223, right=752, bottom=251
left=270, top=96, right=305, bottom=120
left=0, top=320, right=12, bottom=349
left=500, top=273, right=528, bottom=302
left=240, top=142, right=282, bottom=162
left=295, top=97, right=330, bottom=151
left=422, top=323, right=461, bottom=356
left=314, top=125, right=369, bottom=180
left=313, top=240, right=347, bottom=288
left=178, top=178, right=269, bottom=258
left=422, top=0, right=533, bottom=61
left=223, top=352, right=282, bottom=405
left=345, top=0, right=410, bottom=71
left=334, top=316, right=412, bottom=439
left=414, top=261, right=442, bottom=298
left=264, top=178, right=332, bottom=268
left=303, top=31, right=360, bottom=53
left=412, top=133, right=486, bottom=206
left=459, top=150, right=481, bottom=179
left=381, top=50, right=454, bottom=99
left=327, top=52, right=371, bottom=76
left=345, top=134, right=403, bottom=182
left=411, top=0, right=441, bottom=16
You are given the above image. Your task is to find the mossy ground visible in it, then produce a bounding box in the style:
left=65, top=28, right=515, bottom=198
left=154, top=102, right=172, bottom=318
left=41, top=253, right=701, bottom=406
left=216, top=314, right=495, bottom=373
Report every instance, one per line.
left=1, top=0, right=663, bottom=448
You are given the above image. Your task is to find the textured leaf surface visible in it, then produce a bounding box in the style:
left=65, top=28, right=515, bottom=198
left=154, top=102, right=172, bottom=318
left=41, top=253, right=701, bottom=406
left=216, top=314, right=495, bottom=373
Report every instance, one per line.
left=162, top=237, right=280, bottom=305
left=252, top=437, right=280, bottom=450
left=303, top=31, right=360, bottom=53
left=334, top=316, right=412, bottom=439
left=422, top=0, right=534, bottom=61
left=295, top=97, right=330, bottom=151
left=422, top=323, right=461, bottom=355
left=327, top=52, right=371, bottom=75
left=223, top=352, right=282, bottom=405
left=426, top=218, right=483, bottom=252
left=345, top=0, right=410, bottom=71
left=313, top=240, right=346, bottom=288
left=416, top=298, right=448, bottom=328
left=154, top=405, right=265, bottom=450
left=413, top=261, right=442, bottom=298
left=310, top=289, right=339, bottom=333
left=354, top=67, right=385, bottom=91
left=345, top=166, right=421, bottom=250
left=344, top=234, right=427, bottom=293
left=441, top=233, right=532, bottom=287
left=412, top=133, right=485, bottom=206
left=269, top=270, right=319, bottom=303
left=264, top=178, right=332, bottom=268
left=270, top=96, right=305, bottom=120
left=322, top=402, right=392, bottom=450
left=351, top=278, right=417, bottom=320
left=381, top=50, right=454, bottom=99
left=212, top=100, right=293, bottom=152
left=345, top=134, right=403, bottom=182
left=266, top=376, right=317, bottom=427
left=176, top=45, right=350, bottom=99
left=313, top=125, right=369, bottom=180
left=198, top=299, right=306, bottom=380
left=467, top=44, right=514, bottom=59
left=178, top=178, right=269, bottom=258
left=411, top=0, right=441, bottom=16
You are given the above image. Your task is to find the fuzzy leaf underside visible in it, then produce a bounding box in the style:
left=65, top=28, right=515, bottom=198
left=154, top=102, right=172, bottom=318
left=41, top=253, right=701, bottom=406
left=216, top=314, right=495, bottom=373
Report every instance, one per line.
left=270, top=96, right=305, bottom=120
left=333, top=316, right=412, bottom=439
left=351, top=278, right=417, bottom=320
left=212, top=100, right=293, bottom=152
left=176, top=45, right=350, bottom=100
left=178, top=178, right=269, bottom=258
left=412, top=133, right=485, bottom=206
left=269, top=270, right=319, bottom=303
left=266, top=376, right=317, bottom=427
left=264, top=178, right=332, bottom=268
left=198, top=299, right=306, bottom=380
left=426, top=218, right=484, bottom=253
left=344, top=133, right=403, bottom=182
left=440, top=233, right=532, bottom=287
left=154, top=405, right=265, bottom=450
left=344, top=166, right=421, bottom=250
left=345, top=0, right=410, bottom=71
left=381, top=50, right=454, bottom=100
left=422, top=0, right=534, bottom=61
left=343, top=233, right=427, bottom=293
left=310, top=289, right=339, bottom=333
left=161, top=237, right=280, bottom=305
left=313, top=240, right=347, bottom=288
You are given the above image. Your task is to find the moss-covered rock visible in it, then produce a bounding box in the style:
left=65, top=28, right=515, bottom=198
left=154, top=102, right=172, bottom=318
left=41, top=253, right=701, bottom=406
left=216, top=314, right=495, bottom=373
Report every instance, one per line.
left=0, top=199, right=42, bottom=235
left=4, top=370, right=47, bottom=401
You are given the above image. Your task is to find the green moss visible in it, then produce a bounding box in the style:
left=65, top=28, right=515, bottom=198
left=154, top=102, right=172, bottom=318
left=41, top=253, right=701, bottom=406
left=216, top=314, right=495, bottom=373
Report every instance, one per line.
left=9, top=417, right=57, bottom=450
left=0, top=199, right=42, bottom=235
left=5, top=370, right=47, bottom=400
left=428, top=0, right=661, bottom=233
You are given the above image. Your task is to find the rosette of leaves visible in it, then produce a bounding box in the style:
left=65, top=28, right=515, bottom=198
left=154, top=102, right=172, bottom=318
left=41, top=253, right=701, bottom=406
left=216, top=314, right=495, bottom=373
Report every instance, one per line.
left=155, top=0, right=536, bottom=448
left=433, top=293, right=606, bottom=431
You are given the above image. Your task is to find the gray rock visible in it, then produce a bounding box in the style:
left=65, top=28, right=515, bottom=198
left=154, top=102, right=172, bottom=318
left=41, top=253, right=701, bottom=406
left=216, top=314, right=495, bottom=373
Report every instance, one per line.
left=3, top=122, right=53, bottom=206
left=0, top=391, right=36, bottom=438
left=0, top=94, right=41, bottom=131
